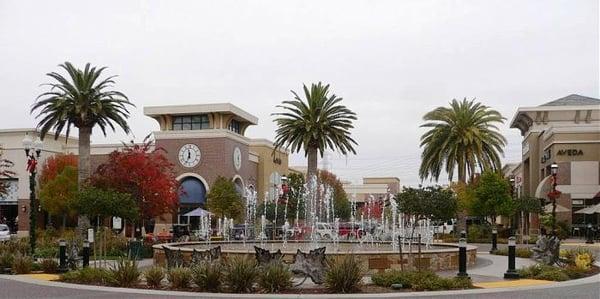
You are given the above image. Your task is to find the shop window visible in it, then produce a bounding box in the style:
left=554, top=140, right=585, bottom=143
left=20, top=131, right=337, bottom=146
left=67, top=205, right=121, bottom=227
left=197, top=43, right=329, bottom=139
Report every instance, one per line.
left=172, top=115, right=209, bottom=130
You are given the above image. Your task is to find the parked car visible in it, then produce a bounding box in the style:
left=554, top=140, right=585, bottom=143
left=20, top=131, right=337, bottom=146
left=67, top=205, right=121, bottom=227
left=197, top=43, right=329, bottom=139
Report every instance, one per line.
left=433, top=220, right=455, bottom=234
left=0, top=224, right=11, bottom=242
left=314, top=222, right=336, bottom=240
left=338, top=222, right=364, bottom=239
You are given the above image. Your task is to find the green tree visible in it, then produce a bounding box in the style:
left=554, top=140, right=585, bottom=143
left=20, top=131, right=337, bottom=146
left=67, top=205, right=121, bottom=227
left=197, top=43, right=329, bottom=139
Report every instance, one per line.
left=206, top=176, right=244, bottom=220
left=273, top=82, right=357, bottom=181
left=39, top=166, right=78, bottom=228
left=32, top=62, right=135, bottom=231
left=471, top=171, right=515, bottom=226
left=286, top=172, right=306, bottom=221
left=318, top=170, right=351, bottom=221
left=419, top=98, right=506, bottom=232
left=516, top=195, right=542, bottom=237
left=396, top=186, right=457, bottom=223
left=74, top=187, right=139, bottom=223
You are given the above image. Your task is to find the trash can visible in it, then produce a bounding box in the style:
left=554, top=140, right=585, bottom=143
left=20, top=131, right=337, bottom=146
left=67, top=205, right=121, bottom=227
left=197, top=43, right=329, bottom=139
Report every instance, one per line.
left=128, top=240, right=142, bottom=260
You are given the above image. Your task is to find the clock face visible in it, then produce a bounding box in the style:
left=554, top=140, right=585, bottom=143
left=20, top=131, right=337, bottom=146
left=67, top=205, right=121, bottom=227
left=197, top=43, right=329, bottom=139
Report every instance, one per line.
left=233, top=147, right=242, bottom=171
left=178, top=144, right=201, bottom=168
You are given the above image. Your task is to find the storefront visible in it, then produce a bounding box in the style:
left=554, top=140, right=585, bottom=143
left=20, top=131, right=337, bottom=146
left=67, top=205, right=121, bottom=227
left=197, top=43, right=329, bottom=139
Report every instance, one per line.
left=510, top=94, right=600, bottom=235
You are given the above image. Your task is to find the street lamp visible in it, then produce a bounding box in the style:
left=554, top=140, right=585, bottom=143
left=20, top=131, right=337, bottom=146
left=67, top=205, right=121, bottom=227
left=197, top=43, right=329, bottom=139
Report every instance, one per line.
left=549, top=162, right=559, bottom=236
left=22, top=134, right=43, bottom=255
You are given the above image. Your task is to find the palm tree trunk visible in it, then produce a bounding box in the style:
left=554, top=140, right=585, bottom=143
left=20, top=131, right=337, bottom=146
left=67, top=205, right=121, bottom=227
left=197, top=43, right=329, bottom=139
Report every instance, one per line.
left=77, top=126, right=92, bottom=234
left=307, top=146, right=318, bottom=182
left=456, top=171, right=467, bottom=236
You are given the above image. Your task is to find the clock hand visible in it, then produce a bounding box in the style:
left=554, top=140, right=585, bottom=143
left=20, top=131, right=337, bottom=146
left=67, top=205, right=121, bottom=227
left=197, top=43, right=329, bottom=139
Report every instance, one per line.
left=187, top=151, right=191, bottom=160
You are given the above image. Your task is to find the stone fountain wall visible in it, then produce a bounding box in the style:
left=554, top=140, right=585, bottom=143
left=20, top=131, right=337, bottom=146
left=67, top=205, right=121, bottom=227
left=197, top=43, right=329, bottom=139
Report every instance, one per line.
left=153, top=242, right=477, bottom=274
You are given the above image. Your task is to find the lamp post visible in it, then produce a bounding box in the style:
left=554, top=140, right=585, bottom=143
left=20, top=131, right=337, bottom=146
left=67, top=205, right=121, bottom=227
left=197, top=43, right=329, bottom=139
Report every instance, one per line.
left=22, top=134, right=43, bottom=255
left=550, top=162, right=559, bottom=236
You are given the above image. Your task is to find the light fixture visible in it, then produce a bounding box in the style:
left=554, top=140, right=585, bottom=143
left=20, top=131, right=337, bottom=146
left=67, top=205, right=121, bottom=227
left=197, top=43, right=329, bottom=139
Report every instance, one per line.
left=550, top=162, right=558, bottom=175
left=21, top=205, right=26, bottom=213
left=22, top=134, right=33, bottom=155
left=33, top=138, right=43, bottom=157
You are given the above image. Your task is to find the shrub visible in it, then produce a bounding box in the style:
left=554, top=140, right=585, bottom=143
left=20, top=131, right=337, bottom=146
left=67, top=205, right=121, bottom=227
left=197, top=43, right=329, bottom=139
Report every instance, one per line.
left=467, top=224, right=491, bottom=242
left=0, top=252, right=14, bottom=270
left=167, top=267, right=193, bottom=289
left=518, top=264, right=570, bottom=281
left=12, top=255, right=33, bottom=274
left=192, top=262, right=223, bottom=292
left=372, top=270, right=409, bottom=288
left=372, top=270, right=472, bottom=291
left=325, top=256, right=364, bottom=293
left=110, top=259, right=140, bottom=287
left=40, top=259, right=59, bottom=274
left=223, top=256, right=258, bottom=293
left=492, top=247, right=532, bottom=258
left=258, top=262, right=292, bottom=293
left=562, top=247, right=596, bottom=269
left=61, top=267, right=114, bottom=285
left=34, top=246, right=58, bottom=259
left=144, top=266, right=165, bottom=288
left=564, top=265, right=587, bottom=279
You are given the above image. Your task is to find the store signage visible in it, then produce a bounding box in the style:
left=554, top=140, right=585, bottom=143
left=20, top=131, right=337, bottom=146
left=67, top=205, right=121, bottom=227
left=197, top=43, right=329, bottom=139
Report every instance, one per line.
left=541, top=148, right=551, bottom=163
left=557, top=149, right=583, bottom=156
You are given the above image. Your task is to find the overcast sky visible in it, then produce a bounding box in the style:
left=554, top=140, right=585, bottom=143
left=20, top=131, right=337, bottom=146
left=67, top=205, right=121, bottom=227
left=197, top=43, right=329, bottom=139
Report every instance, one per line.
left=0, top=0, right=598, bottom=187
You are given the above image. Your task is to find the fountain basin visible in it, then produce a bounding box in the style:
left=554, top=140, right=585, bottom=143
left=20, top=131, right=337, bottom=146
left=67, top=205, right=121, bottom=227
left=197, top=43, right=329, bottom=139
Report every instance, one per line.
left=153, top=240, right=477, bottom=273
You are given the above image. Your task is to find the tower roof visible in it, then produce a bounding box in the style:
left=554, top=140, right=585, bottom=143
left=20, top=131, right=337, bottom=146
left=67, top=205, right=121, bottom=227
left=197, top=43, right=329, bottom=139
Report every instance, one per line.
left=540, top=94, right=600, bottom=107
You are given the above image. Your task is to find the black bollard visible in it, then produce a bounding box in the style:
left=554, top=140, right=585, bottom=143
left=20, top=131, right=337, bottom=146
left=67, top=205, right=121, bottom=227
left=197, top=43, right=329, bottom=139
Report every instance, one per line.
left=58, top=239, right=67, bottom=272
left=457, top=237, right=469, bottom=278
left=504, top=236, right=519, bottom=279
left=82, top=240, right=90, bottom=268
left=586, top=224, right=594, bottom=244
left=490, top=228, right=498, bottom=253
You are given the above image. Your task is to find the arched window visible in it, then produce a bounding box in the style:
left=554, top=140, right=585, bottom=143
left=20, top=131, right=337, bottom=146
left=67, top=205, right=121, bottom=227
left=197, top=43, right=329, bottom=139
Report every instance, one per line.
left=178, top=177, right=207, bottom=206
left=233, top=177, right=244, bottom=196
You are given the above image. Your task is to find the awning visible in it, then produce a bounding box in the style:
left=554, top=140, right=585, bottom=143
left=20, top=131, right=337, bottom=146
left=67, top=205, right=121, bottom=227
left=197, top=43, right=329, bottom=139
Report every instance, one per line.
left=543, top=203, right=570, bottom=213
left=535, top=175, right=553, bottom=200
left=182, top=207, right=212, bottom=217
left=574, top=203, right=600, bottom=215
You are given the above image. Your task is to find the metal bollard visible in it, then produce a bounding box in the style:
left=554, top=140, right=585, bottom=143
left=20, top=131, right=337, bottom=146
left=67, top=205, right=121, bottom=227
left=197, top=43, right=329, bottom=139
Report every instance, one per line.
left=586, top=224, right=594, bottom=244
left=490, top=228, right=498, bottom=253
left=504, top=236, right=519, bottom=279
left=58, top=239, right=67, bottom=272
left=82, top=240, right=90, bottom=268
left=457, top=237, right=469, bottom=278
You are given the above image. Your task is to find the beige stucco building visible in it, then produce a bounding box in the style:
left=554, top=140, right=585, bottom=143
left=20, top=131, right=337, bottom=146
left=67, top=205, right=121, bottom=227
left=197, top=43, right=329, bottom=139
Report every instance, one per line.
left=509, top=94, right=600, bottom=234
left=342, top=177, right=400, bottom=205
left=0, top=103, right=289, bottom=236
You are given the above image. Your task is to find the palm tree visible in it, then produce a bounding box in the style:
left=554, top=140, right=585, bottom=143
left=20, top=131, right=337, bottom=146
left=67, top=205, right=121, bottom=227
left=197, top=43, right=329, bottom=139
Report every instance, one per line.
left=32, top=62, right=134, bottom=229
left=419, top=98, right=506, bottom=232
left=273, top=82, right=357, bottom=181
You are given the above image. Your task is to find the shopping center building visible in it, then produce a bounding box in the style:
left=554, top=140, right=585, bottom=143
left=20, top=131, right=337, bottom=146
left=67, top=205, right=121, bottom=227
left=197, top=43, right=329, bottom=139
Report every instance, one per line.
left=509, top=94, right=600, bottom=235
left=0, top=103, right=289, bottom=236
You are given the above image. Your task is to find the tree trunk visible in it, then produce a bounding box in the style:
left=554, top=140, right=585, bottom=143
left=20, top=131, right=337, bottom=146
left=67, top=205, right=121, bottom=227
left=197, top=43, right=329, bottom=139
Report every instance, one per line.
left=307, top=146, right=318, bottom=183
left=456, top=173, right=467, bottom=236
left=77, top=126, right=92, bottom=234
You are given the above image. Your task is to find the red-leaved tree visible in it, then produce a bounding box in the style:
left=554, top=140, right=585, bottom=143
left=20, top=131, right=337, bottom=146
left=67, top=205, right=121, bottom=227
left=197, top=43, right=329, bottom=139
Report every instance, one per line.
left=39, top=154, right=78, bottom=186
left=90, top=136, right=179, bottom=222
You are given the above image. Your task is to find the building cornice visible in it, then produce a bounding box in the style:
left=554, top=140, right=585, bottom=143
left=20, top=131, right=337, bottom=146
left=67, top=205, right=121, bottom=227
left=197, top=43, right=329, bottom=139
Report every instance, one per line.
left=144, top=103, right=258, bottom=125
left=152, top=129, right=251, bottom=145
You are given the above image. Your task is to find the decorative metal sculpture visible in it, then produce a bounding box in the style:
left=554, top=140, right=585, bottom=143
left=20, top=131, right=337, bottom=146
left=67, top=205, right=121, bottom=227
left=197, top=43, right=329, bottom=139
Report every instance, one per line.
left=254, top=246, right=282, bottom=266
left=191, top=246, right=222, bottom=266
left=532, top=234, right=561, bottom=265
left=66, top=243, right=80, bottom=270
left=290, top=247, right=328, bottom=284
left=163, top=246, right=184, bottom=268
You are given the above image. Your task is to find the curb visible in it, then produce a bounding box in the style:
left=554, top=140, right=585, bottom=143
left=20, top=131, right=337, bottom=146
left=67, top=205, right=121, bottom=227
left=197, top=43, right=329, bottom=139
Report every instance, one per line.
left=2, top=271, right=599, bottom=298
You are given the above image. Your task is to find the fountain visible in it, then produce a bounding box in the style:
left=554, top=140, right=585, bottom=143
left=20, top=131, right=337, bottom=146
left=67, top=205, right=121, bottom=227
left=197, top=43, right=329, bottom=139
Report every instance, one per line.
left=153, top=175, right=477, bottom=273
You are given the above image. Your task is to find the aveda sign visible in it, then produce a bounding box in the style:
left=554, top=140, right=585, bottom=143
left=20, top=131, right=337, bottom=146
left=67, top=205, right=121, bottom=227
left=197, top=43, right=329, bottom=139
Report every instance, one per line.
left=557, top=149, right=583, bottom=156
